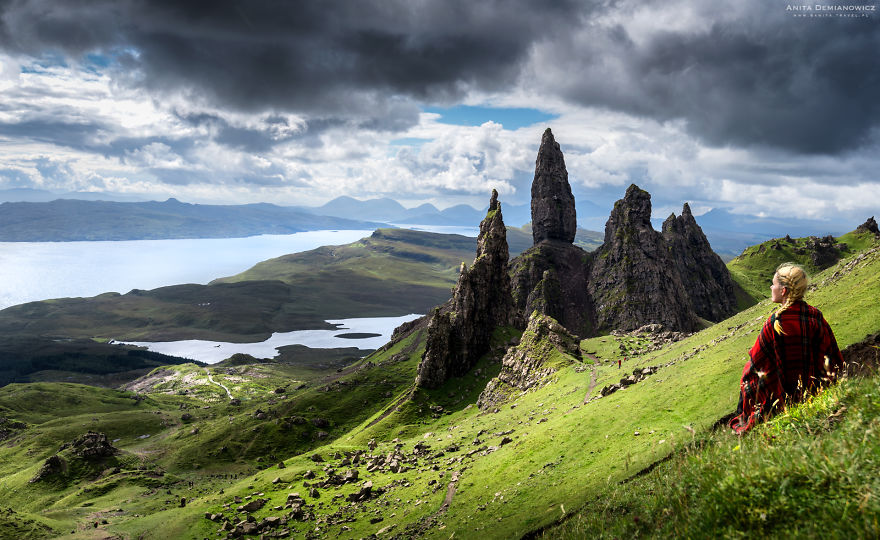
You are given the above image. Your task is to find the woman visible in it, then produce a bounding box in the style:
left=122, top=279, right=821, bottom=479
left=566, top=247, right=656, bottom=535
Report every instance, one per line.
left=729, top=262, right=843, bottom=433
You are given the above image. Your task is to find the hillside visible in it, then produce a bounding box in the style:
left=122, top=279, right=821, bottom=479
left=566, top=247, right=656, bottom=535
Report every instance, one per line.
left=0, top=230, right=875, bottom=538
left=727, top=227, right=878, bottom=302
left=0, top=199, right=383, bottom=241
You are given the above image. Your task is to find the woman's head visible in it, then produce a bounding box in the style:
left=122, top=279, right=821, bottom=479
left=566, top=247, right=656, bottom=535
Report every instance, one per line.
left=773, top=262, right=808, bottom=304
left=772, top=263, right=808, bottom=334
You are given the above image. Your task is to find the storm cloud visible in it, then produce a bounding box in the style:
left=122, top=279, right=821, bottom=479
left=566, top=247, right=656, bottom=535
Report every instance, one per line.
left=2, top=0, right=877, bottom=155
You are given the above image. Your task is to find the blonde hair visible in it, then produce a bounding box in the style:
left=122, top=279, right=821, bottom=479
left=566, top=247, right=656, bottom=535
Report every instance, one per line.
left=773, top=262, right=809, bottom=334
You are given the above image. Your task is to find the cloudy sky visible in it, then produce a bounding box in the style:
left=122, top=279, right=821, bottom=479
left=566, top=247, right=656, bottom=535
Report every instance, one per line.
left=0, top=0, right=878, bottom=225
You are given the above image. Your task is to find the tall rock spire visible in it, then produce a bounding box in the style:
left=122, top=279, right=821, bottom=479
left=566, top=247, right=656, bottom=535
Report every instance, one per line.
left=531, top=128, right=576, bottom=244
left=416, top=190, right=516, bottom=389
left=662, top=203, right=738, bottom=322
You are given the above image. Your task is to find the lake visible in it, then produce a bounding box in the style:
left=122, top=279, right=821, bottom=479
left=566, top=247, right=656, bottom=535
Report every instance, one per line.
left=119, top=313, right=423, bottom=364
left=0, top=225, right=477, bottom=311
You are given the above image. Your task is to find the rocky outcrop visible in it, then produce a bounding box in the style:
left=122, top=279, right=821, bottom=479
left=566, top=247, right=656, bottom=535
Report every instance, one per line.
left=509, top=241, right=595, bottom=337
left=662, top=203, right=738, bottom=322
left=478, top=312, right=581, bottom=410
left=513, top=128, right=595, bottom=336
left=59, top=431, right=118, bottom=459
left=807, top=235, right=846, bottom=269
left=588, top=185, right=699, bottom=332
left=416, top=190, right=517, bottom=388
left=531, top=128, right=576, bottom=244
left=29, top=454, right=67, bottom=483
left=856, top=216, right=879, bottom=236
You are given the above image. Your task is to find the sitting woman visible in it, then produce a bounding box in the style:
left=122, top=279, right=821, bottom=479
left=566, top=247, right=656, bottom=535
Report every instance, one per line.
left=729, top=262, right=844, bottom=433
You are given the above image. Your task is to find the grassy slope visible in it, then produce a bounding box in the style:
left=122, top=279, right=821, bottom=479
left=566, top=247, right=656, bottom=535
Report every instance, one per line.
left=0, top=235, right=876, bottom=538
left=126, top=236, right=878, bottom=538
left=727, top=230, right=875, bottom=302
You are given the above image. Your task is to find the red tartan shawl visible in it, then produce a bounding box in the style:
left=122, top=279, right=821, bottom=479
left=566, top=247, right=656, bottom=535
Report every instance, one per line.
left=729, top=300, right=843, bottom=434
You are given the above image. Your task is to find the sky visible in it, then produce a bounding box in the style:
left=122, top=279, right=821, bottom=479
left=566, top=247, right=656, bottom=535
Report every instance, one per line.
left=0, top=0, right=878, bottom=225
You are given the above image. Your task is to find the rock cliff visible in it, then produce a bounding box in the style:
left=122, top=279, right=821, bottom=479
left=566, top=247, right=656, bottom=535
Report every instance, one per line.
left=510, top=241, right=595, bottom=337
left=662, top=203, right=738, bottom=322
left=587, top=184, right=700, bottom=332
left=531, top=129, right=576, bottom=244
left=415, top=190, right=517, bottom=389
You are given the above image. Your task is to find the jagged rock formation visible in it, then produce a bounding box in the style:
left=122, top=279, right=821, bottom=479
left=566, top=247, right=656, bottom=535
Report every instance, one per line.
left=510, top=241, right=595, bottom=337
left=587, top=185, right=700, bottom=332
left=512, top=128, right=595, bottom=336
left=856, top=216, right=879, bottom=236
left=410, top=132, right=737, bottom=390
left=806, top=235, right=847, bottom=269
left=662, top=203, right=738, bottom=322
left=415, top=190, right=517, bottom=388
left=478, top=312, right=581, bottom=411
left=531, top=129, right=576, bottom=244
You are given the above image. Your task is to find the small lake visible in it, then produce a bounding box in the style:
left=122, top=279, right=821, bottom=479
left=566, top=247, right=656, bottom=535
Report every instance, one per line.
left=119, top=313, right=423, bottom=364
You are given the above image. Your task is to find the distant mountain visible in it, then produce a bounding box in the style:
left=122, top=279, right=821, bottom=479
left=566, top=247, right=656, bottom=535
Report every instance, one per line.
left=0, top=199, right=384, bottom=241
left=675, top=208, right=857, bottom=257
left=312, top=196, right=610, bottom=229
left=0, top=188, right=149, bottom=203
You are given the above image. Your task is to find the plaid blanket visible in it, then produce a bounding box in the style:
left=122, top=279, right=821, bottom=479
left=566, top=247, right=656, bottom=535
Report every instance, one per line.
left=729, top=300, right=843, bottom=433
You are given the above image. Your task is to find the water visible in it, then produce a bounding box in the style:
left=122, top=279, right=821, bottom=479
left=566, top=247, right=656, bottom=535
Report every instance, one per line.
left=0, top=230, right=374, bottom=310
left=0, top=226, right=479, bottom=310
left=119, top=314, right=423, bottom=364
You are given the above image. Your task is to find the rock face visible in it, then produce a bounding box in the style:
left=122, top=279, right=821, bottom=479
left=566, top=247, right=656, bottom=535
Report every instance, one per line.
left=587, top=184, right=699, bottom=332
left=478, top=312, right=581, bottom=410
left=510, top=241, right=595, bottom=337
left=415, top=190, right=516, bottom=388
left=662, top=203, right=738, bottom=322
left=856, top=216, right=879, bottom=236
left=531, top=129, right=576, bottom=244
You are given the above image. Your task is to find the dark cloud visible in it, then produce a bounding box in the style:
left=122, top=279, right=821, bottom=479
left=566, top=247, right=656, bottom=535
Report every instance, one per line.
left=537, top=6, right=880, bottom=154
left=1, top=0, right=877, bottom=155
left=0, top=0, right=582, bottom=131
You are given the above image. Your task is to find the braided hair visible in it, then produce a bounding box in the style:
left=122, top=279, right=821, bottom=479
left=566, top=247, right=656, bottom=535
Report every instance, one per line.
left=772, top=262, right=809, bottom=335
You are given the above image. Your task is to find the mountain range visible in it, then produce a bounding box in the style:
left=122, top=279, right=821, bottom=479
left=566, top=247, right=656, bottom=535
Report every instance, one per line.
left=0, top=188, right=855, bottom=257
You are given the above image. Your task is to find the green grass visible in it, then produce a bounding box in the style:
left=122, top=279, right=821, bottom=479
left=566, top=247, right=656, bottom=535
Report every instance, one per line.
left=726, top=230, right=876, bottom=302
left=0, top=233, right=877, bottom=538
left=542, top=373, right=880, bottom=539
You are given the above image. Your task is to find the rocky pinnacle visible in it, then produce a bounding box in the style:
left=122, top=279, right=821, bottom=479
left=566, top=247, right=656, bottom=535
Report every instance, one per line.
left=415, top=190, right=516, bottom=388
left=531, top=128, right=576, bottom=244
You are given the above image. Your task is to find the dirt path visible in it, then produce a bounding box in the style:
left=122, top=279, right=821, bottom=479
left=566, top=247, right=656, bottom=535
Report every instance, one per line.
left=583, top=355, right=599, bottom=404
left=205, top=368, right=233, bottom=399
